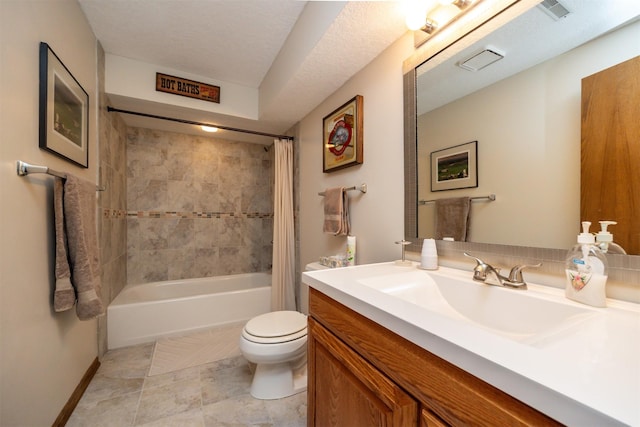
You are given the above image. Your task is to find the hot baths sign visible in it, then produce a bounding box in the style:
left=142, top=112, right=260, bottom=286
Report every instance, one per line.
left=156, top=72, right=220, bottom=103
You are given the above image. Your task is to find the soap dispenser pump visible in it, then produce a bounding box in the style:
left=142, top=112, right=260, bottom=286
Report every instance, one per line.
left=595, top=221, right=627, bottom=255
left=565, top=221, right=608, bottom=307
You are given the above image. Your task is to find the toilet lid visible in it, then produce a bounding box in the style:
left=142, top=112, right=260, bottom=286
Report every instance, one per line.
left=244, top=311, right=307, bottom=338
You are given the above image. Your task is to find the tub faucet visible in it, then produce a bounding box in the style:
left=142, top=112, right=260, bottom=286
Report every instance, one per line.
left=463, top=253, right=541, bottom=290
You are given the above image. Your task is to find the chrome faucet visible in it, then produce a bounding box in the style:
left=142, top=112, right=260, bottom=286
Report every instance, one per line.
left=463, top=253, right=541, bottom=290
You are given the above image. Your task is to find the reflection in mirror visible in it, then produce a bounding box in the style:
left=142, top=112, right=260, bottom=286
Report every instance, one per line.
left=408, top=1, right=640, bottom=253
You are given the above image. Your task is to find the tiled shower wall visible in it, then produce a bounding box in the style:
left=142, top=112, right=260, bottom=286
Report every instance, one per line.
left=126, top=128, right=274, bottom=284
left=97, top=44, right=128, bottom=356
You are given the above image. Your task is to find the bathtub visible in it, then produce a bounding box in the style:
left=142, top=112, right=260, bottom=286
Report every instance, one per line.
left=107, top=272, right=272, bottom=349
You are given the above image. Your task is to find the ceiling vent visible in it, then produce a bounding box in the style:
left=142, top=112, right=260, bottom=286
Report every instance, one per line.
left=538, top=0, right=571, bottom=20
left=458, top=48, right=504, bottom=72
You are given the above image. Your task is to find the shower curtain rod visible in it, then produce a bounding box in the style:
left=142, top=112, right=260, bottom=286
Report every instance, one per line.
left=107, top=106, right=294, bottom=141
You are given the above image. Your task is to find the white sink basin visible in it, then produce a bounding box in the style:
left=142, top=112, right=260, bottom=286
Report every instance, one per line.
left=358, top=268, right=595, bottom=342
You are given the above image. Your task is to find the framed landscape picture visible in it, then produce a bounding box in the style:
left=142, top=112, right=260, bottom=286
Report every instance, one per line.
left=430, top=140, right=477, bottom=191
left=39, top=42, right=89, bottom=167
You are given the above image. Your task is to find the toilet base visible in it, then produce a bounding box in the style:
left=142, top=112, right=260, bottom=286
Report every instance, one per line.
left=249, top=361, right=307, bottom=400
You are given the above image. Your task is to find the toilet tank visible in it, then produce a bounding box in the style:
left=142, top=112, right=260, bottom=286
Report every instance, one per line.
left=305, top=262, right=330, bottom=272
left=300, top=262, right=331, bottom=314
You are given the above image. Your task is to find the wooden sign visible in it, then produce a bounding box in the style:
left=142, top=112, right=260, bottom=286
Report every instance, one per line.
left=156, top=72, right=220, bottom=103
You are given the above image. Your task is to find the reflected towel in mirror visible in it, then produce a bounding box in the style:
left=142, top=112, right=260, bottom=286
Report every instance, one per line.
left=435, top=197, right=470, bottom=242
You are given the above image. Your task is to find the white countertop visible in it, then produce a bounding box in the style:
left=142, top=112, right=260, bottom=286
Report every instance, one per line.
left=303, top=262, right=640, bottom=426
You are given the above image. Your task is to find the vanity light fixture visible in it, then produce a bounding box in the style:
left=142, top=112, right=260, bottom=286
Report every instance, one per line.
left=405, top=0, right=480, bottom=34
left=452, top=0, right=474, bottom=8
left=422, top=18, right=438, bottom=34
left=200, top=125, right=218, bottom=133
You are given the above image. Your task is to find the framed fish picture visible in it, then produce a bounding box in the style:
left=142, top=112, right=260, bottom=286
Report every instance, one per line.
left=322, top=95, right=363, bottom=172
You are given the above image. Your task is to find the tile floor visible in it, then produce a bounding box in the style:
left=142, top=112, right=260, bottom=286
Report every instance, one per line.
left=67, top=341, right=307, bottom=426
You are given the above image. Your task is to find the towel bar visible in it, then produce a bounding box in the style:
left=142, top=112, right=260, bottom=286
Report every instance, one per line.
left=318, top=183, right=367, bottom=196
left=419, top=194, right=495, bottom=205
left=17, top=160, right=106, bottom=191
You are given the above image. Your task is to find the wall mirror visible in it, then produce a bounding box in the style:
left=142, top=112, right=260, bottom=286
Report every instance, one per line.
left=404, top=0, right=640, bottom=255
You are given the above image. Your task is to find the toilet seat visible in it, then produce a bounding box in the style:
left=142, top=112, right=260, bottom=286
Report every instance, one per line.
left=242, top=311, right=307, bottom=344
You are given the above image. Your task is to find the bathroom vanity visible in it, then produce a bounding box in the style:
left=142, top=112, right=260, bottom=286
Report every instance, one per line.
left=303, top=263, right=640, bottom=426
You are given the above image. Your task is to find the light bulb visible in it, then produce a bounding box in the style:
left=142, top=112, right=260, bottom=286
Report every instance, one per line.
left=406, top=14, right=426, bottom=31
left=201, top=126, right=218, bottom=133
left=427, top=4, right=458, bottom=29
left=403, top=0, right=431, bottom=31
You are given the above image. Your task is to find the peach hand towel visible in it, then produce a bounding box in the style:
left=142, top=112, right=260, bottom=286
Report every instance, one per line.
left=322, top=187, right=350, bottom=236
left=435, top=197, right=471, bottom=242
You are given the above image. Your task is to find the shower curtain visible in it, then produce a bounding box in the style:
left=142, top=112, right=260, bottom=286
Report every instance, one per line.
left=271, top=138, right=296, bottom=311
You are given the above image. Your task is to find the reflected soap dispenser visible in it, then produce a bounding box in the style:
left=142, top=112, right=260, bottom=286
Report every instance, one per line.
left=595, top=221, right=627, bottom=255
left=565, top=221, right=608, bottom=307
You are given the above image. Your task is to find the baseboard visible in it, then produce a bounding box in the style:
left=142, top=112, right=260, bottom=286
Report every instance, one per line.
left=52, top=357, right=100, bottom=427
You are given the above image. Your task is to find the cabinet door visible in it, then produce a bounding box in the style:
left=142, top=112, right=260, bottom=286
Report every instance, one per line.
left=308, top=317, right=418, bottom=427
left=420, top=408, right=449, bottom=427
left=581, top=55, right=640, bottom=254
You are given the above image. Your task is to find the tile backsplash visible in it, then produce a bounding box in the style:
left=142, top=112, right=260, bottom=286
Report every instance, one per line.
left=126, top=128, right=273, bottom=284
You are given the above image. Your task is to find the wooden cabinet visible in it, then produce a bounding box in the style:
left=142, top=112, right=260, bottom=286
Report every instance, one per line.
left=420, top=409, right=448, bottom=427
left=581, top=55, right=640, bottom=254
left=308, top=317, right=417, bottom=426
left=307, top=288, right=561, bottom=427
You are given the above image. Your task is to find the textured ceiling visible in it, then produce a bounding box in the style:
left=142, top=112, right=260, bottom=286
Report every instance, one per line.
left=258, top=1, right=412, bottom=127
left=79, top=0, right=307, bottom=87
left=78, top=0, right=640, bottom=142
left=78, top=0, right=409, bottom=142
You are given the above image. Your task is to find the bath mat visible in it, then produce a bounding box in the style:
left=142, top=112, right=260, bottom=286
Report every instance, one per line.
left=148, top=323, right=244, bottom=376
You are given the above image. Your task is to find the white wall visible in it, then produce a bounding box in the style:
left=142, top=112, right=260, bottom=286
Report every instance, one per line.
left=0, top=1, right=99, bottom=425
left=298, top=33, right=414, bottom=312
left=417, top=20, right=640, bottom=249
left=106, top=54, right=259, bottom=119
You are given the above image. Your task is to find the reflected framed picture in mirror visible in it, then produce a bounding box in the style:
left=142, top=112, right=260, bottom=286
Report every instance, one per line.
left=431, top=140, right=477, bottom=191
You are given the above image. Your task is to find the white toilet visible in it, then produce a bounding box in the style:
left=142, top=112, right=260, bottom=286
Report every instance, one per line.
left=239, top=310, right=308, bottom=399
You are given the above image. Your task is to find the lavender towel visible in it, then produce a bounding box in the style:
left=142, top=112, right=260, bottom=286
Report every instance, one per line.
left=435, top=197, right=471, bottom=242
left=54, top=175, right=105, bottom=320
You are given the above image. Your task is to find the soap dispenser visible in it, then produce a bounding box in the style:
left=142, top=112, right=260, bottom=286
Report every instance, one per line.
left=595, top=221, right=627, bottom=255
left=565, top=221, right=608, bottom=307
